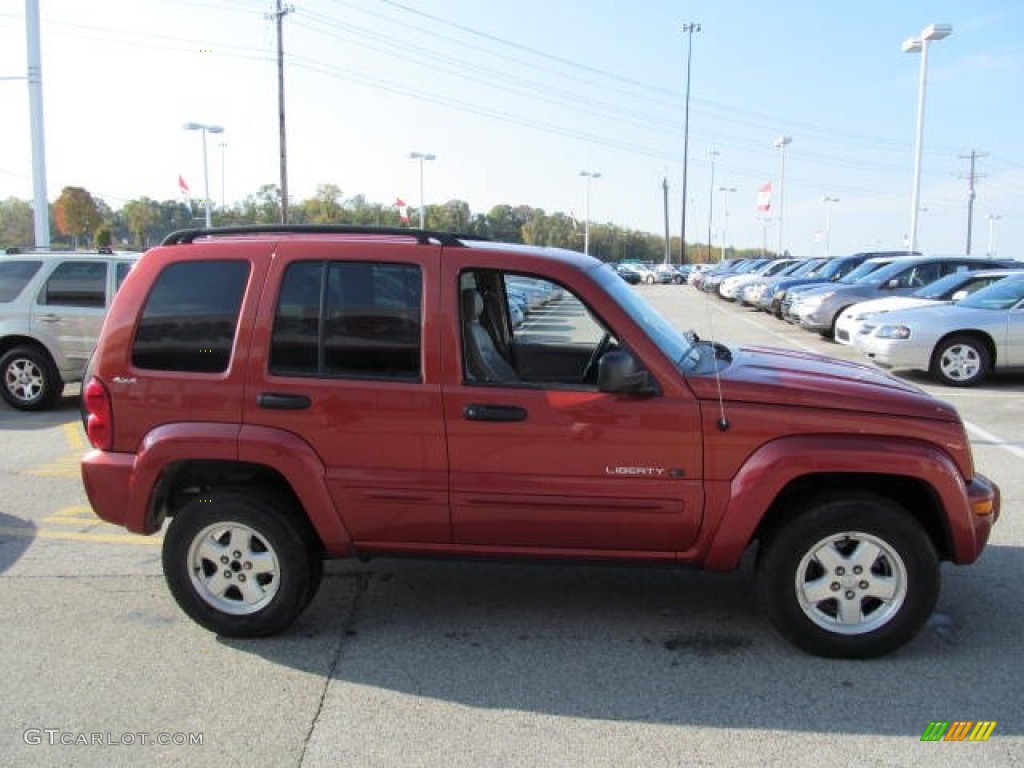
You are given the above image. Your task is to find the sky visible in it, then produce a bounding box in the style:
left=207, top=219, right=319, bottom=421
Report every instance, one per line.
left=1, top=0, right=1022, bottom=258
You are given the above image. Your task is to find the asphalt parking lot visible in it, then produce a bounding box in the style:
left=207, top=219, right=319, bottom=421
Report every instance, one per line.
left=0, top=283, right=1021, bottom=767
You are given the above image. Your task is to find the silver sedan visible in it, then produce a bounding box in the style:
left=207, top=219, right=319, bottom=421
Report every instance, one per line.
left=854, top=273, right=1024, bottom=386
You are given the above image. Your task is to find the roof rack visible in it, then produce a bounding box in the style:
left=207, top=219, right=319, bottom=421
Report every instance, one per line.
left=161, top=225, right=484, bottom=247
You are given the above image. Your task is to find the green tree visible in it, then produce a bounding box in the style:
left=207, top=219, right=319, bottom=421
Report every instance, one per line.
left=54, top=186, right=101, bottom=248
left=0, top=197, right=35, bottom=248
left=122, top=198, right=157, bottom=248
left=305, top=184, right=344, bottom=223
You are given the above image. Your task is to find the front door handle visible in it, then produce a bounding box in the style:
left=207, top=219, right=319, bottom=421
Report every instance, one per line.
left=257, top=392, right=311, bottom=410
left=463, top=404, right=528, bottom=422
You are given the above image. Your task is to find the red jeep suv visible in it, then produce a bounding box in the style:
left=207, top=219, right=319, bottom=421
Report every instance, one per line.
left=80, top=226, right=1000, bottom=658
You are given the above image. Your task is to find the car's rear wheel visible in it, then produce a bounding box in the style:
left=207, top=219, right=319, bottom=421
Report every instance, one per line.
left=0, top=345, right=62, bottom=411
left=163, top=490, right=323, bottom=637
left=931, top=334, right=990, bottom=387
left=756, top=493, right=938, bottom=658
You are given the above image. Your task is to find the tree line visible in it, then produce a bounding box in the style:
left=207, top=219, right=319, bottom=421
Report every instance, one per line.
left=0, top=183, right=765, bottom=263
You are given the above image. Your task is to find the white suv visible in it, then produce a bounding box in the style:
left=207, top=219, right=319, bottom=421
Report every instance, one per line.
left=0, top=248, right=140, bottom=410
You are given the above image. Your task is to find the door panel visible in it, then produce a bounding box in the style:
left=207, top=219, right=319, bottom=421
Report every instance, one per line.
left=242, top=242, right=450, bottom=544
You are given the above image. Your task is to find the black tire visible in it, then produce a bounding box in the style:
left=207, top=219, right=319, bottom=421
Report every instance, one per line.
left=930, top=334, right=991, bottom=387
left=162, top=490, right=323, bottom=637
left=0, top=345, right=62, bottom=411
left=756, top=493, right=939, bottom=659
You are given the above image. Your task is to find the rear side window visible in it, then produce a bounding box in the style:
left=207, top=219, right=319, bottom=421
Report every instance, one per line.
left=132, top=260, right=250, bottom=373
left=39, top=261, right=107, bottom=307
left=270, top=260, right=422, bottom=380
left=0, top=260, right=42, bottom=302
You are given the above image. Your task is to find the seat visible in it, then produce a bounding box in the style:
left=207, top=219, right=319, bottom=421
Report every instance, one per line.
left=461, top=289, right=518, bottom=383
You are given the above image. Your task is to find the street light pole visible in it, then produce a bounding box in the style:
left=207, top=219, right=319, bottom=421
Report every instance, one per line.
left=183, top=122, right=224, bottom=228
left=774, top=136, right=792, bottom=257
left=718, top=186, right=736, bottom=261
left=986, top=214, right=1001, bottom=257
left=409, top=151, right=436, bottom=229
left=579, top=170, right=601, bottom=256
left=680, top=22, right=701, bottom=265
left=903, top=23, right=952, bottom=254
left=822, top=196, right=840, bottom=257
left=706, top=149, right=719, bottom=262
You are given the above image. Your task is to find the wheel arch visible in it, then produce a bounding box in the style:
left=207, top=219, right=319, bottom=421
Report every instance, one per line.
left=132, top=423, right=353, bottom=556
left=701, top=436, right=964, bottom=571
left=931, top=329, right=998, bottom=368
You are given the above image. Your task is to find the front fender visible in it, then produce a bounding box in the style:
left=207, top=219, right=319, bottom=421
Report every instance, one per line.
left=701, top=434, right=975, bottom=571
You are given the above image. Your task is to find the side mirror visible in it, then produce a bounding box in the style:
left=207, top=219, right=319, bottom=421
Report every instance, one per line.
left=951, top=290, right=968, bottom=302
left=598, top=350, right=657, bottom=396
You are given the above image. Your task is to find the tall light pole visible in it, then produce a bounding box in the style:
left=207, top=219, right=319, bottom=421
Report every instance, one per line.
left=183, top=122, right=224, bottom=228
left=706, top=149, right=719, bottom=262
left=986, top=214, right=1001, bottom=257
left=219, top=142, right=227, bottom=210
left=579, top=170, right=601, bottom=256
left=680, top=22, right=701, bottom=264
left=717, top=186, right=736, bottom=261
left=822, top=196, right=840, bottom=257
left=903, top=23, right=953, bottom=254
left=774, top=136, right=792, bottom=257
left=25, top=0, right=49, bottom=248
left=409, top=151, right=436, bottom=229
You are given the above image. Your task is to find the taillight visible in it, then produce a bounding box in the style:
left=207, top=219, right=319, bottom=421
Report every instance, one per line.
left=83, top=377, right=112, bottom=450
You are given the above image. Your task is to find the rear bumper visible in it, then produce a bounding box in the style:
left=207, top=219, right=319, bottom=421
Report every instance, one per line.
left=81, top=450, right=158, bottom=535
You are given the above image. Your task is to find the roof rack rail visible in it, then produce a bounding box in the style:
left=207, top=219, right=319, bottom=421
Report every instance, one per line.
left=161, top=225, right=485, bottom=247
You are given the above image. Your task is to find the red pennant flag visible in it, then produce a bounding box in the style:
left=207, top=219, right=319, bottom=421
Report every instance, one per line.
left=757, top=182, right=771, bottom=212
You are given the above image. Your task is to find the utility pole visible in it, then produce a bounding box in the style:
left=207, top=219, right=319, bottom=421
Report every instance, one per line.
left=268, top=1, right=294, bottom=224
left=679, top=22, right=701, bottom=265
left=959, top=150, right=986, bottom=254
left=662, top=177, right=670, bottom=264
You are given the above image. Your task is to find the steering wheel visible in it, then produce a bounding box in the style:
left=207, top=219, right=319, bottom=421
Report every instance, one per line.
left=581, top=332, right=612, bottom=384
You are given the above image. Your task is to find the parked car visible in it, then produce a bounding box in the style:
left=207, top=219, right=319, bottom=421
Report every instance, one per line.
left=741, top=258, right=826, bottom=307
left=855, top=272, right=1024, bottom=386
left=80, top=225, right=999, bottom=658
left=0, top=247, right=140, bottom=410
left=615, top=263, right=644, bottom=284
left=789, top=256, right=1015, bottom=338
left=654, top=263, right=685, bottom=284
left=834, top=267, right=1024, bottom=345
left=768, top=251, right=916, bottom=318
left=719, top=259, right=798, bottom=301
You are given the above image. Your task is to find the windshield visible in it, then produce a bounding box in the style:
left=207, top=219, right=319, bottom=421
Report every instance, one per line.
left=594, top=263, right=696, bottom=369
left=839, top=260, right=893, bottom=285
left=913, top=272, right=970, bottom=299
left=957, top=275, right=1024, bottom=310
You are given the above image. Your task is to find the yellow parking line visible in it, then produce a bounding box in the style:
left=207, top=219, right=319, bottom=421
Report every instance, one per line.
left=63, top=422, right=86, bottom=451
left=0, top=525, right=160, bottom=546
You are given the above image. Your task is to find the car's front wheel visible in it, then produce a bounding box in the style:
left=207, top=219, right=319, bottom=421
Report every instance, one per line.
left=756, top=493, right=939, bottom=658
left=931, top=334, right=991, bottom=387
left=162, top=490, right=323, bottom=637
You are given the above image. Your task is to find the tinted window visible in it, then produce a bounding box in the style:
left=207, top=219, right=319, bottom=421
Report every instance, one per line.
left=40, top=261, right=107, bottom=307
left=270, top=261, right=422, bottom=380
left=132, top=260, right=249, bottom=372
left=115, top=261, right=134, bottom=291
left=0, top=260, right=42, bottom=302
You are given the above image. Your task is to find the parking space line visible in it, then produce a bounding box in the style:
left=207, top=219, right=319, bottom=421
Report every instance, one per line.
left=0, top=525, right=161, bottom=546
left=63, top=422, right=86, bottom=451
left=965, top=421, right=1024, bottom=461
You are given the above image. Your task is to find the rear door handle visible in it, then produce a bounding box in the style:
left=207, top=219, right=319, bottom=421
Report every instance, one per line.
left=463, top=404, right=528, bottom=422
left=257, top=392, right=311, bottom=410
